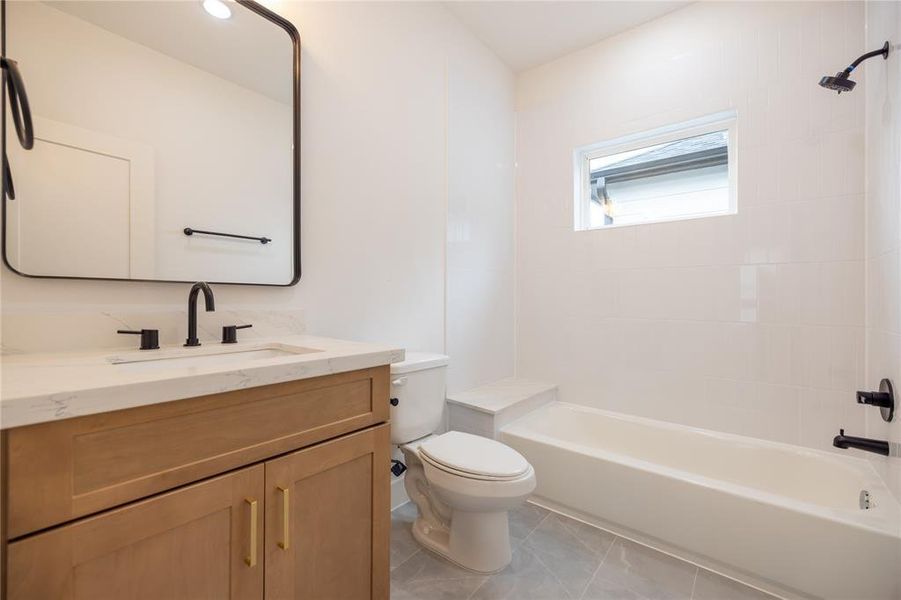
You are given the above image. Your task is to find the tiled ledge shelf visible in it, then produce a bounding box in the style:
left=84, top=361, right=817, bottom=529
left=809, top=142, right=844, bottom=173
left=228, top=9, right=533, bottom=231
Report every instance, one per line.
left=447, top=378, right=557, bottom=439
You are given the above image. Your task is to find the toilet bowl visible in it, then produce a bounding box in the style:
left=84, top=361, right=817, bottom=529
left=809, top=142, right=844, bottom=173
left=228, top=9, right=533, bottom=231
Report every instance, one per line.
left=401, top=431, right=536, bottom=573
left=390, top=354, right=536, bottom=573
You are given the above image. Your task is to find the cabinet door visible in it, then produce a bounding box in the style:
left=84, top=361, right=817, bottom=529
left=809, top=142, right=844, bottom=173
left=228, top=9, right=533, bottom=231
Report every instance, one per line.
left=7, top=464, right=264, bottom=600
left=265, top=424, right=390, bottom=600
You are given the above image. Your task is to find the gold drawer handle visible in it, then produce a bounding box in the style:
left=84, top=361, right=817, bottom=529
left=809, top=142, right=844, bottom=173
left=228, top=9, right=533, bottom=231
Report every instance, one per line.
left=278, top=485, right=290, bottom=550
left=245, top=497, right=258, bottom=567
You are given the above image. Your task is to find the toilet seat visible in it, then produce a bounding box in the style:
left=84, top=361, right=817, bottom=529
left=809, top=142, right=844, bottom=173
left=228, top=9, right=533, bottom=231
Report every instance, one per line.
left=418, top=431, right=530, bottom=481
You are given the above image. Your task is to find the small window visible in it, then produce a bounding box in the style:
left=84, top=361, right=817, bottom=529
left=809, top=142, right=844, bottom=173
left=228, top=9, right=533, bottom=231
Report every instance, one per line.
left=574, top=112, right=737, bottom=230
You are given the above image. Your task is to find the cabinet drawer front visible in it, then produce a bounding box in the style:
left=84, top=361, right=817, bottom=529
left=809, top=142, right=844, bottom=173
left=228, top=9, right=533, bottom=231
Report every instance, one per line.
left=8, top=465, right=264, bottom=600
left=7, top=366, right=389, bottom=539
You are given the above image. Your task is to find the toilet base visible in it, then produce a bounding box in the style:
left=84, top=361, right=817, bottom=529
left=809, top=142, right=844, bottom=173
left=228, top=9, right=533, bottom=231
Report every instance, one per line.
left=402, top=452, right=517, bottom=573
left=411, top=510, right=512, bottom=574
left=400, top=435, right=534, bottom=574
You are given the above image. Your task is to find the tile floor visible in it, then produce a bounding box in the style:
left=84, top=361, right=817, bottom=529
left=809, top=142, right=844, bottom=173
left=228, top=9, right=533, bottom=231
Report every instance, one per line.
left=390, top=502, right=777, bottom=600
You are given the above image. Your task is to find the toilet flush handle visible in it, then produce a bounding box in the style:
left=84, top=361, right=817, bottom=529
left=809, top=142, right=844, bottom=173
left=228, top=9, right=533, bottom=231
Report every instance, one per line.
left=390, top=378, right=406, bottom=406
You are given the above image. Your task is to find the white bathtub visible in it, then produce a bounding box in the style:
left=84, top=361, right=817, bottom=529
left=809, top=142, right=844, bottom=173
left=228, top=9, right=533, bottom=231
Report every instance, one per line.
left=501, top=402, right=901, bottom=600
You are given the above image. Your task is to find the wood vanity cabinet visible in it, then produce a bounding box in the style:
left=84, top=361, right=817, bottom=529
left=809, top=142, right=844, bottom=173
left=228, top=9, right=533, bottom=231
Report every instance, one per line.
left=8, top=464, right=266, bottom=600
left=1, top=366, right=391, bottom=600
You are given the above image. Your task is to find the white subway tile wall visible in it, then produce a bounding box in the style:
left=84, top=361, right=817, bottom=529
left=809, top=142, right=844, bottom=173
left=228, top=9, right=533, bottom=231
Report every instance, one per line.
left=445, top=30, right=516, bottom=395
left=515, top=3, right=869, bottom=457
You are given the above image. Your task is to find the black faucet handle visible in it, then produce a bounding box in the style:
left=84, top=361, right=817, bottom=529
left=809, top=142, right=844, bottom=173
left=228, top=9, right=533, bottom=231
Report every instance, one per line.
left=856, top=379, right=895, bottom=423
left=222, top=324, right=252, bottom=344
left=118, top=329, right=160, bottom=350
left=856, top=390, right=892, bottom=407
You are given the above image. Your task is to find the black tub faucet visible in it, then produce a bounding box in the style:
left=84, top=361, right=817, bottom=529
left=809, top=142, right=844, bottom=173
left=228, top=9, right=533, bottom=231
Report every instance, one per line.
left=833, top=429, right=889, bottom=456
left=185, top=282, right=215, bottom=347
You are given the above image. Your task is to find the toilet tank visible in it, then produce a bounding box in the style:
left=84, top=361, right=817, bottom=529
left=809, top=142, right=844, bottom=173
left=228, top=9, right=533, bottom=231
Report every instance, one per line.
left=389, top=352, right=449, bottom=445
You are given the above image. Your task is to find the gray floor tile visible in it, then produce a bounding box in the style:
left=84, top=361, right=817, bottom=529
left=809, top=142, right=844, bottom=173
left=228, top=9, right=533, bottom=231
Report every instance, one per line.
left=394, top=501, right=419, bottom=520
left=509, top=502, right=551, bottom=547
left=557, top=516, right=617, bottom=556
left=521, top=513, right=612, bottom=599
left=591, top=538, right=697, bottom=600
left=470, top=546, right=574, bottom=600
left=391, top=503, right=421, bottom=570
left=390, top=543, right=487, bottom=589
left=580, top=573, right=648, bottom=600
left=692, top=569, right=777, bottom=600
left=394, top=577, right=487, bottom=600
left=389, top=502, right=768, bottom=600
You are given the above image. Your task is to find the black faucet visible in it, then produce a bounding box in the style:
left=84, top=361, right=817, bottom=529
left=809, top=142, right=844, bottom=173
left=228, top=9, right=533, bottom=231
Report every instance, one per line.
left=833, top=429, right=889, bottom=456
left=185, top=282, right=215, bottom=347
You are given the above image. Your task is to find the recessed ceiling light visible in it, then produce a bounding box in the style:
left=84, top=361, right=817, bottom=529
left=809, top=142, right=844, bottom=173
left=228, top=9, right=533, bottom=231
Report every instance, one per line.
left=202, top=0, right=231, bottom=20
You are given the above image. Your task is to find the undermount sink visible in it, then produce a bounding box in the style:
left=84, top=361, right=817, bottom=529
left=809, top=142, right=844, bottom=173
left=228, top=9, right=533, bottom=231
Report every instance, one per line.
left=109, top=344, right=321, bottom=373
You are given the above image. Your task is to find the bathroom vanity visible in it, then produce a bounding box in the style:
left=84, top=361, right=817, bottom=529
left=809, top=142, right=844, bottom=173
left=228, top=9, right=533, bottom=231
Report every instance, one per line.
left=0, top=336, right=402, bottom=599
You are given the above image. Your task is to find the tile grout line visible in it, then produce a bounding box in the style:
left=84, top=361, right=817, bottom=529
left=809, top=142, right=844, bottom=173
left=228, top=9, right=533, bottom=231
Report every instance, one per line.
left=689, top=565, right=700, bottom=600
left=563, top=519, right=617, bottom=559
left=528, top=547, right=579, bottom=600
left=464, top=573, right=489, bottom=600
left=524, top=507, right=579, bottom=600
left=518, top=508, right=551, bottom=546
left=577, top=535, right=617, bottom=600
left=391, top=548, right=421, bottom=574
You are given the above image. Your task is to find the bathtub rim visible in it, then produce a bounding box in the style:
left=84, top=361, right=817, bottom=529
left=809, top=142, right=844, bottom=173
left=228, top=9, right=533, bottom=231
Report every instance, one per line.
left=501, top=401, right=901, bottom=539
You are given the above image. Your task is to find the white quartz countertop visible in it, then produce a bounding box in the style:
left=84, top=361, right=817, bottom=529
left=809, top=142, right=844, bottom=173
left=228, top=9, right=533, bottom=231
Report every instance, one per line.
left=0, top=335, right=404, bottom=429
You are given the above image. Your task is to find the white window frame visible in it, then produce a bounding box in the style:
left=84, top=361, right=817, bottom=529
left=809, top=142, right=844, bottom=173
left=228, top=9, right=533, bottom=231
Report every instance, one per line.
left=573, top=110, right=738, bottom=231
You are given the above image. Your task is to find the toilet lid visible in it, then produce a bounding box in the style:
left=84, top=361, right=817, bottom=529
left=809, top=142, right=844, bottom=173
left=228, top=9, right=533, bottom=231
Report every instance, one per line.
left=418, top=431, right=530, bottom=479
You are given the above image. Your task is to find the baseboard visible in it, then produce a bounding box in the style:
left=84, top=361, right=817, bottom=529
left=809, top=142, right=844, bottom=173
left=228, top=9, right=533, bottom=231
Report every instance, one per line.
left=391, top=475, right=409, bottom=510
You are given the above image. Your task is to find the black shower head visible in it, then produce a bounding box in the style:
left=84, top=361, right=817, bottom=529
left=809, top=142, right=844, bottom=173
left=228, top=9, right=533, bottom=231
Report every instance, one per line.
left=819, top=72, right=856, bottom=94
left=819, top=41, right=889, bottom=94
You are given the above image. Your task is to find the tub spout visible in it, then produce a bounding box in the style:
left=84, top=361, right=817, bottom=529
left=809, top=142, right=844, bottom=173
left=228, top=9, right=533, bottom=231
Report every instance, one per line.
left=833, top=429, right=889, bottom=456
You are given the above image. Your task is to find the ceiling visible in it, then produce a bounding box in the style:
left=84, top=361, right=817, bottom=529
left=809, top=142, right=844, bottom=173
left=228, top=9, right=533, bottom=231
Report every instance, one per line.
left=46, top=1, right=294, bottom=104
left=444, top=1, right=690, bottom=72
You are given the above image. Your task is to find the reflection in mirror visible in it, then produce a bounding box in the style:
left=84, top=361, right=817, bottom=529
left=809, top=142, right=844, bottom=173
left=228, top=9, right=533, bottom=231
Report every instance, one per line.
left=3, top=0, right=298, bottom=285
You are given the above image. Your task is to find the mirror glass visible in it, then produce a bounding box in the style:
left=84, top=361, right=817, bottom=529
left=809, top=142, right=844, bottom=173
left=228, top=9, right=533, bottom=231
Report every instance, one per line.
left=3, top=0, right=298, bottom=285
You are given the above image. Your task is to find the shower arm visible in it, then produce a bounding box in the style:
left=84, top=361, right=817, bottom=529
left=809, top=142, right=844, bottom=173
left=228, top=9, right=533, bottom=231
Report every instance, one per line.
left=841, top=41, right=890, bottom=76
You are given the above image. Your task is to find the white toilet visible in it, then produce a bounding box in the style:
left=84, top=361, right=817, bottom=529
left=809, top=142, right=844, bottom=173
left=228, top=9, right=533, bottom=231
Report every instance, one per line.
left=390, top=353, right=536, bottom=573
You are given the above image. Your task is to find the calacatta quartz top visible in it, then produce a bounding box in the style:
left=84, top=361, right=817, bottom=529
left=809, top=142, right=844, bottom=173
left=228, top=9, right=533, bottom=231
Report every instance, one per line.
left=0, top=335, right=404, bottom=429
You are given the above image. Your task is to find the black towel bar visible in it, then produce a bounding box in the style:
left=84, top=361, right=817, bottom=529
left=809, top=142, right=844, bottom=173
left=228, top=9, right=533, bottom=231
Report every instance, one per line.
left=183, top=227, right=271, bottom=244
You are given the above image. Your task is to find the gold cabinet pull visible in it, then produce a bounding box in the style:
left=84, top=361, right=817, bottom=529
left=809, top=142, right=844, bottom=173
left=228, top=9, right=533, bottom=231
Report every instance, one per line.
left=277, top=485, right=290, bottom=550
left=244, top=497, right=258, bottom=567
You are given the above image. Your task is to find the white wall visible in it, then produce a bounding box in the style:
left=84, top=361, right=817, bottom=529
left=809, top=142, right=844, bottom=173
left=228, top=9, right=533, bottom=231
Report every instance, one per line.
left=864, top=1, right=901, bottom=499
left=515, top=2, right=868, bottom=454
left=1, top=2, right=516, bottom=393
left=446, top=39, right=515, bottom=393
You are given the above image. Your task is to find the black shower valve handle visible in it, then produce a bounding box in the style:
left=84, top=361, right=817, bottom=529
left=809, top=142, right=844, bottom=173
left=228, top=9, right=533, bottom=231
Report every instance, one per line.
left=856, top=379, right=895, bottom=423
left=856, top=390, right=892, bottom=408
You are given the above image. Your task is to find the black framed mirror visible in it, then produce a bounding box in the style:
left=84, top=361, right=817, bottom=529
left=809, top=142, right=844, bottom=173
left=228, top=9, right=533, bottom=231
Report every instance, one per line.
left=1, top=0, right=301, bottom=286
